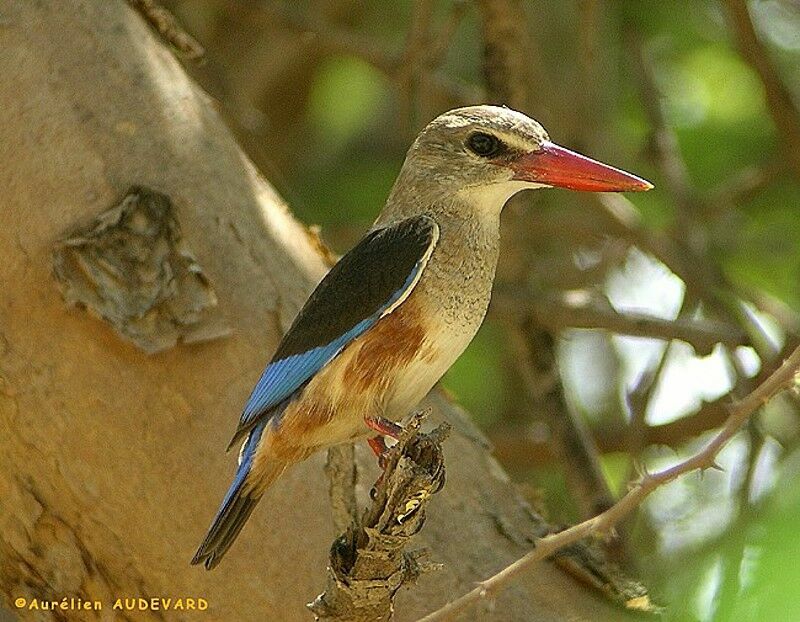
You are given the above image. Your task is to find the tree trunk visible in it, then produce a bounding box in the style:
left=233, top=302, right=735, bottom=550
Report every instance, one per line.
left=0, top=1, right=626, bottom=619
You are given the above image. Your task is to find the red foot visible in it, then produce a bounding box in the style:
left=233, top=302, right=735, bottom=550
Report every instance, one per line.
left=364, top=416, right=403, bottom=439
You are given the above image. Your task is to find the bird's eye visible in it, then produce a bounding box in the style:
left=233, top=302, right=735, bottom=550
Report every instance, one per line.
left=467, top=132, right=502, bottom=157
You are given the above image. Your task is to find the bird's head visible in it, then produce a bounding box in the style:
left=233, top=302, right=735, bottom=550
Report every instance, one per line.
left=395, top=105, right=652, bottom=214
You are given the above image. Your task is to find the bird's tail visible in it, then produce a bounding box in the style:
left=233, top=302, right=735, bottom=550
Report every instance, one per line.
left=191, top=422, right=287, bottom=569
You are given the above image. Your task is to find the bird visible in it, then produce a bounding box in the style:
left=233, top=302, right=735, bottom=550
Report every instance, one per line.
left=191, top=105, right=652, bottom=569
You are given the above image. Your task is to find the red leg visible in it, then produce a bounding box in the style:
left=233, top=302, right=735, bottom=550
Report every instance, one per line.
left=367, top=435, right=390, bottom=470
left=364, top=415, right=403, bottom=439
left=367, top=436, right=387, bottom=458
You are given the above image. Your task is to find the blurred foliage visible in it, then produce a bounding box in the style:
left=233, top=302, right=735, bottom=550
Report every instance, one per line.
left=164, top=1, right=800, bottom=619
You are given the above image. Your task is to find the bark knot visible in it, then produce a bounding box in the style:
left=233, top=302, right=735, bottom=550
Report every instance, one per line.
left=53, top=186, right=230, bottom=353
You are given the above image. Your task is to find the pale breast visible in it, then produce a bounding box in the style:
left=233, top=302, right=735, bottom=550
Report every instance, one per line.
left=382, top=315, right=477, bottom=419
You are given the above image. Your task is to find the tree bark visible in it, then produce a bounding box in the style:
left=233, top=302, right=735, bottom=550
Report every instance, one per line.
left=0, top=1, right=628, bottom=620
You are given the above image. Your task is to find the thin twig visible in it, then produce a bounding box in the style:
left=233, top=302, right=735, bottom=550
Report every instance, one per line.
left=592, top=193, right=778, bottom=361
left=259, top=2, right=478, bottom=110
left=625, top=340, right=674, bottom=460
left=625, top=27, right=698, bottom=222
left=706, top=159, right=785, bottom=216
left=261, top=3, right=398, bottom=74
left=427, top=1, right=469, bottom=67
left=419, top=345, right=800, bottom=622
left=396, top=0, right=435, bottom=133
left=744, top=288, right=800, bottom=337
left=624, top=297, right=701, bottom=474
left=126, top=0, right=205, bottom=60
left=608, top=20, right=784, bottom=361
left=491, top=335, right=800, bottom=469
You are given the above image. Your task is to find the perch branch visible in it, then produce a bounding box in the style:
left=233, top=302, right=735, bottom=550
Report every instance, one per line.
left=420, top=345, right=800, bottom=622
left=309, top=412, right=449, bottom=622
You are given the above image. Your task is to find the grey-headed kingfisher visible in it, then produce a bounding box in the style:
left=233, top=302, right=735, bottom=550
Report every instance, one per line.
left=192, top=105, right=652, bottom=569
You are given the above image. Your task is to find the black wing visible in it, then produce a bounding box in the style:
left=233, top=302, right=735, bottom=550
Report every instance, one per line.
left=228, top=215, right=439, bottom=446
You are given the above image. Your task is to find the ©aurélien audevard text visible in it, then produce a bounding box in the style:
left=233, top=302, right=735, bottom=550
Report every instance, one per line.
left=13, top=595, right=209, bottom=612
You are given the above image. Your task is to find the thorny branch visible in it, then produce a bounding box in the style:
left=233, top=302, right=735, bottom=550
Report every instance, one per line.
left=419, top=346, right=800, bottom=622
left=310, top=412, right=449, bottom=622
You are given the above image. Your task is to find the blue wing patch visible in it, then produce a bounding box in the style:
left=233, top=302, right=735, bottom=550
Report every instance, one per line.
left=239, top=317, right=372, bottom=426
left=227, top=215, right=439, bottom=449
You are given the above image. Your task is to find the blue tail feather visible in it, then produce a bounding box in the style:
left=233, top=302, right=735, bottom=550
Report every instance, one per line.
left=191, top=421, right=266, bottom=569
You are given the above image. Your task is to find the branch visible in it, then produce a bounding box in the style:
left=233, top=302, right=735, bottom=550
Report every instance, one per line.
left=493, top=291, right=749, bottom=355
left=707, top=159, right=786, bottom=216
left=475, top=0, right=537, bottom=110
left=606, top=20, right=786, bottom=360
left=625, top=338, right=675, bottom=460
left=419, top=345, right=800, bottom=621
left=427, top=1, right=469, bottom=68
left=261, top=3, right=397, bottom=75
left=259, top=3, right=480, bottom=110
left=624, top=28, right=697, bottom=222
left=509, top=324, right=614, bottom=518
left=491, top=335, right=800, bottom=470
left=725, top=0, right=800, bottom=177
left=395, top=0, right=436, bottom=130
left=309, top=412, right=449, bottom=622
left=591, top=193, right=779, bottom=360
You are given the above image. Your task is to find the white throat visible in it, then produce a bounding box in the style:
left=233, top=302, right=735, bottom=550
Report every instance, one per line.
left=456, top=179, right=547, bottom=217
